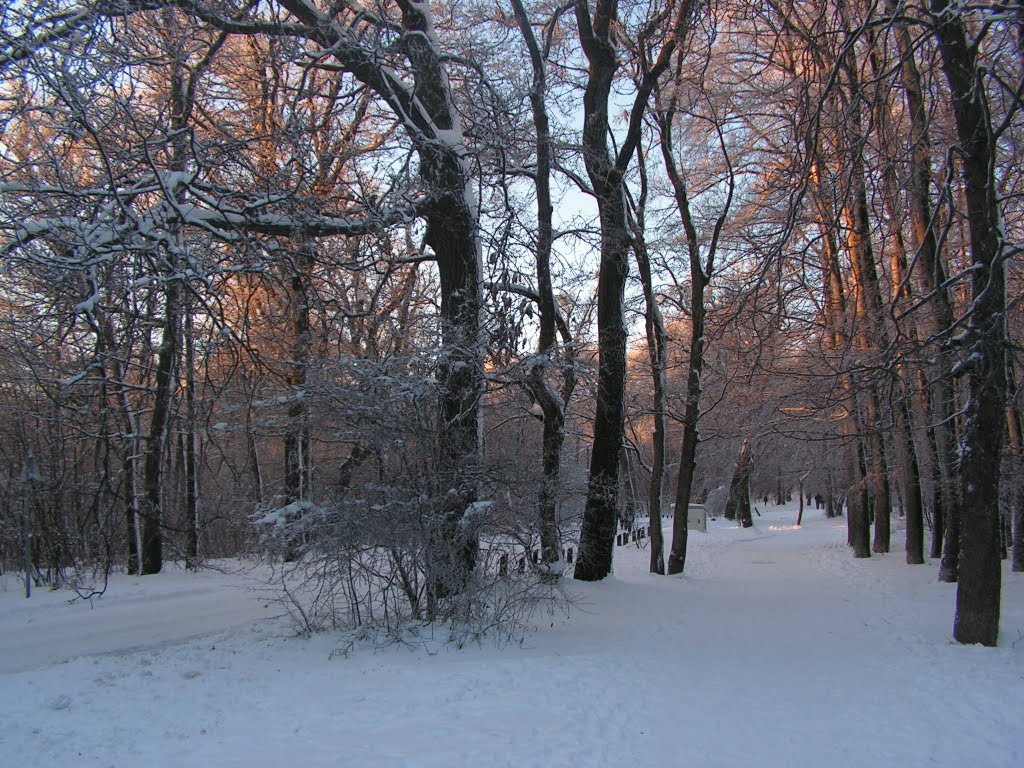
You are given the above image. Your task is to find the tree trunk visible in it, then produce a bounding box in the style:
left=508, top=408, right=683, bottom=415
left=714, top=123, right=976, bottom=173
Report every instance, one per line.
left=890, top=0, right=961, bottom=577
left=284, top=245, right=313, bottom=509
left=572, top=0, right=694, bottom=580
left=183, top=296, right=200, bottom=569
left=841, top=86, right=890, bottom=554
left=1013, top=494, right=1024, bottom=572
left=726, top=439, right=753, bottom=529
left=809, top=138, right=868, bottom=557
left=572, top=1, right=628, bottom=581
left=393, top=0, right=486, bottom=602
left=108, top=325, right=142, bottom=575
left=512, top=0, right=572, bottom=573
left=925, top=415, right=945, bottom=560
left=141, top=277, right=180, bottom=575
left=657, top=53, right=733, bottom=574
left=897, top=391, right=926, bottom=564
left=932, top=0, right=1008, bottom=646
left=866, top=395, right=890, bottom=554
left=573, top=1, right=637, bottom=581
left=1003, top=364, right=1023, bottom=572
left=247, top=403, right=263, bottom=505
left=629, top=146, right=668, bottom=575
left=142, top=15, right=197, bottom=574
left=848, top=429, right=871, bottom=558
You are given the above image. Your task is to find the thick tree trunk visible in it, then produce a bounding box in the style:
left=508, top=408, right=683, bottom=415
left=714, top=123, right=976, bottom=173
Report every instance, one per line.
left=141, top=278, right=180, bottom=575
left=394, top=1, right=485, bottom=603
left=573, top=194, right=629, bottom=581
left=141, top=15, right=193, bottom=575
left=424, top=204, right=484, bottom=600
left=847, top=425, right=871, bottom=559
left=265, top=0, right=484, bottom=606
left=1013, top=496, right=1024, bottom=572
left=1003, top=367, right=1023, bottom=572
left=573, top=0, right=692, bottom=580
left=572, top=1, right=633, bottom=581
left=932, top=0, right=1007, bottom=646
left=726, top=440, right=753, bottom=529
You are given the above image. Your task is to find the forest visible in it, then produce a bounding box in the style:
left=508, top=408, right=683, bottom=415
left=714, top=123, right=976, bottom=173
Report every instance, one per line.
left=0, top=0, right=1021, bottom=646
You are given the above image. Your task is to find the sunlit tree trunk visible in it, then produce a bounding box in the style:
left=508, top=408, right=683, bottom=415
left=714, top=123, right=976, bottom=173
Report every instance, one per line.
left=888, top=0, right=961, bottom=576
left=813, top=181, right=869, bottom=558
left=868, top=36, right=926, bottom=561
left=836, top=20, right=888, bottom=556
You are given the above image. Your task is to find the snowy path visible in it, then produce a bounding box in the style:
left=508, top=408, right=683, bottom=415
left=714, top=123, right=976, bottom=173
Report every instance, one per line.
left=0, top=567, right=278, bottom=674
left=1, top=507, right=1021, bottom=767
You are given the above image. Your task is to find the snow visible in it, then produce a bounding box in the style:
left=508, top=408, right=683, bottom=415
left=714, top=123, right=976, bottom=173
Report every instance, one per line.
left=1, top=504, right=1022, bottom=767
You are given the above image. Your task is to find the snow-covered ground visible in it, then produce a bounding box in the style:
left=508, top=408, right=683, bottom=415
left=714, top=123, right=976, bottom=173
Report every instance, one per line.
left=1, top=504, right=1021, bottom=767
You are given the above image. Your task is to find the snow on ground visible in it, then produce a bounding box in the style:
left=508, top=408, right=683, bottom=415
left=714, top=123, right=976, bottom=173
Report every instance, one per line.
left=1, top=504, right=1021, bottom=767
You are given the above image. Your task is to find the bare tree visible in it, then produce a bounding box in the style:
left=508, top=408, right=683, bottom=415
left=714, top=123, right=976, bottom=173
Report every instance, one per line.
left=929, top=0, right=1011, bottom=646
left=572, top=0, right=700, bottom=581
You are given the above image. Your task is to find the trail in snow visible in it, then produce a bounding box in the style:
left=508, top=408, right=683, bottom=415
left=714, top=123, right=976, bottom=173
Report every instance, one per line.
left=1, top=504, right=1021, bottom=768
left=0, top=565, right=278, bottom=674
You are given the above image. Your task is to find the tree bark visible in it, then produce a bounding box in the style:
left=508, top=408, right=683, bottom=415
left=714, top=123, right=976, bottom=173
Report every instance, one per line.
left=511, top=0, right=573, bottom=573
left=726, top=439, right=753, bottom=529
left=899, top=396, right=925, bottom=564
left=1013, top=491, right=1024, bottom=572
left=889, top=0, right=961, bottom=576
left=141, top=276, right=180, bottom=575
left=932, top=0, right=1008, bottom=646
left=142, top=19, right=192, bottom=574
left=283, top=245, right=313, bottom=509
left=838, top=39, right=890, bottom=555
left=183, top=295, right=200, bottom=569
left=657, top=49, right=733, bottom=574
left=571, top=0, right=630, bottom=582
left=392, top=0, right=486, bottom=602
left=629, top=146, right=667, bottom=575
left=573, top=0, right=690, bottom=580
